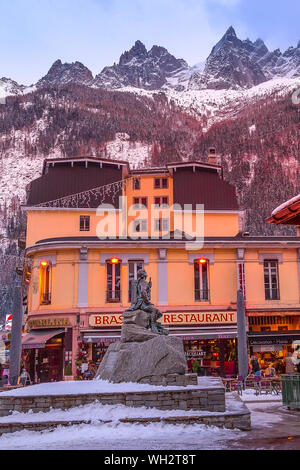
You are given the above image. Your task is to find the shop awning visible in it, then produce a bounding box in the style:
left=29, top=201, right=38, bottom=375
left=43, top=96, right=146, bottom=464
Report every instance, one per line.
left=82, top=331, right=120, bottom=344
left=22, top=329, right=65, bottom=349
left=81, top=327, right=238, bottom=343
left=169, top=328, right=238, bottom=340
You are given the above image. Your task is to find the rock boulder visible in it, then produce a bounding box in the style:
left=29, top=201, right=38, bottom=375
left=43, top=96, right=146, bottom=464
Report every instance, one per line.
left=95, top=335, right=187, bottom=383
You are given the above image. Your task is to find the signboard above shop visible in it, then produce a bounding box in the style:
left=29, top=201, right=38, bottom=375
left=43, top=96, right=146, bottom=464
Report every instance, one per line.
left=89, top=311, right=237, bottom=328
left=27, top=318, right=71, bottom=330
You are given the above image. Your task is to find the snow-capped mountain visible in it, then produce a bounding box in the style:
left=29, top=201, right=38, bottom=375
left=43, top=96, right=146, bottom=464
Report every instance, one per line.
left=0, top=77, right=26, bottom=101
left=189, top=27, right=300, bottom=90
left=3, top=27, right=299, bottom=93
left=94, top=40, right=189, bottom=90
left=36, top=59, right=94, bottom=88
left=261, top=42, right=300, bottom=79
left=189, top=26, right=267, bottom=90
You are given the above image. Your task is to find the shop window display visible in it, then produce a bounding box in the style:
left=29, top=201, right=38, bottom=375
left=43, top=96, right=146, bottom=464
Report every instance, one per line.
left=92, top=341, right=117, bottom=366
left=184, top=338, right=237, bottom=377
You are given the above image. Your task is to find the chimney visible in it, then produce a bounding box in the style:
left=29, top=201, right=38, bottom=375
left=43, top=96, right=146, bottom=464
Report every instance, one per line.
left=207, top=147, right=220, bottom=165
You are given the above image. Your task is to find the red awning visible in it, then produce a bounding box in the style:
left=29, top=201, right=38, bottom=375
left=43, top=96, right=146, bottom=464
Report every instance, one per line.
left=22, top=329, right=65, bottom=349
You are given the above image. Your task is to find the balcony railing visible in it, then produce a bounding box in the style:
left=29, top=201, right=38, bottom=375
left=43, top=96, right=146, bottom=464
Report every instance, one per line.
left=106, top=290, right=121, bottom=303
left=195, top=289, right=210, bottom=302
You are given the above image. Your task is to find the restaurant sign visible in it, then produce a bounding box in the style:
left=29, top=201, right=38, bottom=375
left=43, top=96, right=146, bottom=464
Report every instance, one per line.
left=89, top=312, right=237, bottom=327
left=27, top=318, right=71, bottom=330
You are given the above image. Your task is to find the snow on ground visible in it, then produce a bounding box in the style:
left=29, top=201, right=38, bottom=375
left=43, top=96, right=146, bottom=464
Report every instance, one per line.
left=247, top=402, right=284, bottom=429
left=0, top=421, right=241, bottom=450
left=121, top=77, right=300, bottom=129
left=166, top=77, right=300, bottom=126
left=237, top=389, right=282, bottom=402
left=105, top=133, right=153, bottom=169
left=0, top=384, right=287, bottom=450
left=0, top=377, right=223, bottom=397
left=0, top=399, right=281, bottom=450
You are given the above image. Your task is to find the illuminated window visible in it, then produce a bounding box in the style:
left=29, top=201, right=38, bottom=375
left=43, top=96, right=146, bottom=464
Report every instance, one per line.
left=106, top=259, right=121, bottom=302
left=194, top=259, right=209, bottom=301
left=80, top=215, right=90, bottom=232
left=40, top=261, right=52, bottom=305
left=264, top=260, right=280, bottom=300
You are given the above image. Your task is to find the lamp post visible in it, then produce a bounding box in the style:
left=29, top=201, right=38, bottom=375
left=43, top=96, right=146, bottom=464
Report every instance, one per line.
left=237, top=289, right=248, bottom=387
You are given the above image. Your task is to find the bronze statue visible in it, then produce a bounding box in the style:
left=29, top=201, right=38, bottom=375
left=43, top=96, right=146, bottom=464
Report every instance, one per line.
left=125, top=268, right=168, bottom=336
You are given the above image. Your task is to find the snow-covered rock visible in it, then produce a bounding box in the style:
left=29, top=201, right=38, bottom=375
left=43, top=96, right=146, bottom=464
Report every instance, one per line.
left=94, top=40, right=189, bottom=91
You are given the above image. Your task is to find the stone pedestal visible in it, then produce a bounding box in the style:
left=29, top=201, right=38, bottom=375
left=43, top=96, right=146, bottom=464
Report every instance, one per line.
left=95, top=335, right=187, bottom=384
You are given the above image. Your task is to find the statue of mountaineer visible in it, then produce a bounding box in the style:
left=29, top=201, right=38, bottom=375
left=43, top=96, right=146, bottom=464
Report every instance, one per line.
left=125, top=268, right=169, bottom=336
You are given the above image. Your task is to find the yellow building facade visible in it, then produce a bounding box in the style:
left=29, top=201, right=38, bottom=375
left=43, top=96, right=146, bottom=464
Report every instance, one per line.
left=21, top=157, right=300, bottom=381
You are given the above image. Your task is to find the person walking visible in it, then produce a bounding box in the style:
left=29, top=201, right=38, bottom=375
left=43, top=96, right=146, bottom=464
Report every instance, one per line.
left=250, top=355, right=261, bottom=377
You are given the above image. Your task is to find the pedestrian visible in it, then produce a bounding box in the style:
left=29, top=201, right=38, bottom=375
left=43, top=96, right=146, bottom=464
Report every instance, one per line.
left=250, top=355, right=261, bottom=377
left=292, top=344, right=300, bottom=373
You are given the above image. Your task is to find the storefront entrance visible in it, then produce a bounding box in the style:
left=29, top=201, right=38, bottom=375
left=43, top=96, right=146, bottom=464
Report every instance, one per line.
left=248, top=330, right=300, bottom=375
left=184, top=338, right=237, bottom=377
left=38, top=346, right=63, bottom=382
left=22, top=330, right=65, bottom=383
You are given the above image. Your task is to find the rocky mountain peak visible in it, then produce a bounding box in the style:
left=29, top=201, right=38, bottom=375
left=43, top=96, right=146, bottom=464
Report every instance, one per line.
left=223, top=26, right=237, bottom=39
left=37, top=59, right=94, bottom=88
left=119, top=40, right=148, bottom=65
left=94, top=40, right=189, bottom=90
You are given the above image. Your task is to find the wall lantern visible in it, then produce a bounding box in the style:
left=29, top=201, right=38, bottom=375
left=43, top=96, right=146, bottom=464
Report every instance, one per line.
left=111, top=258, right=120, bottom=264
left=198, top=259, right=207, bottom=264
left=40, top=261, right=48, bottom=267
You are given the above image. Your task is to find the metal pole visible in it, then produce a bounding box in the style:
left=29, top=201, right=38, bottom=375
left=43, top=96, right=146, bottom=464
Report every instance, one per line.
left=9, top=284, right=23, bottom=386
left=237, top=289, right=248, bottom=387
